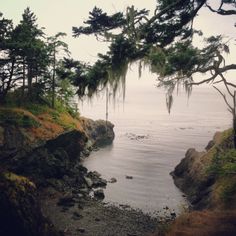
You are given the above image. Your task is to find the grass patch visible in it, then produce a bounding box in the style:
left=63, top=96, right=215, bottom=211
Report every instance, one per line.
left=23, top=103, right=49, bottom=115
left=48, top=110, right=77, bottom=131
left=0, top=109, right=40, bottom=128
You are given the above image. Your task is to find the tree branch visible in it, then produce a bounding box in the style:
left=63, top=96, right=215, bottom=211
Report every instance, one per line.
left=206, top=2, right=236, bottom=15
left=219, top=73, right=234, bottom=97
left=149, top=0, right=206, bottom=27
left=213, top=85, right=233, bottom=113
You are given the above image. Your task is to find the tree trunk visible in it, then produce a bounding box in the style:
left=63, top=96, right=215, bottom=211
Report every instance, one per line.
left=233, top=91, right=236, bottom=148
left=27, top=64, right=33, bottom=98
left=52, top=46, right=56, bottom=108
left=233, top=117, right=236, bottom=149
left=21, top=59, right=26, bottom=103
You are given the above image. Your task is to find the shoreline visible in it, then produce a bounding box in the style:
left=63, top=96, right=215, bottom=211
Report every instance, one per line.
left=0, top=107, right=170, bottom=236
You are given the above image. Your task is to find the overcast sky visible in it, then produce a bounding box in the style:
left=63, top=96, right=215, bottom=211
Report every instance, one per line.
left=1, top=0, right=235, bottom=63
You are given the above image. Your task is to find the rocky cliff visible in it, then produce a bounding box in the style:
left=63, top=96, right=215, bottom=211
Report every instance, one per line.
left=0, top=107, right=115, bottom=236
left=168, top=129, right=236, bottom=236
left=171, top=130, right=233, bottom=210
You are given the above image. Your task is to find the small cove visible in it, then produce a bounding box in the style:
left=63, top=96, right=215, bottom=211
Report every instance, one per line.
left=80, top=67, right=231, bottom=215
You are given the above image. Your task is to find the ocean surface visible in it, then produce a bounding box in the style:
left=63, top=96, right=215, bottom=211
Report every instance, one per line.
left=78, top=66, right=231, bottom=215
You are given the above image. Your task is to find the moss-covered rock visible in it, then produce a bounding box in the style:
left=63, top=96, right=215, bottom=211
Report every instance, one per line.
left=171, top=129, right=235, bottom=210
left=0, top=171, right=61, bottom=236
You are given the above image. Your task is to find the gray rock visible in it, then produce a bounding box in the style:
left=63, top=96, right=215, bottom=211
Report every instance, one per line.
left=93, top=178, right=107, bottom=188
left=80, top=118, right=115, bottom=148
left=94, top=189, right=105, bottom=199
left=79, top=188, right=89, bottom=195
left=92, top=171, right=101, bottom=178
left=109, top=177, right=117, bottom=183
left=171, top=147, right=215, bottom=209
left=205, top=140, right=215, bottom=150
left=84, top=176, right=93, bottom=188
left=126, top=175, right=133, bottom=180
left=72, top=211, right=83, bottom=220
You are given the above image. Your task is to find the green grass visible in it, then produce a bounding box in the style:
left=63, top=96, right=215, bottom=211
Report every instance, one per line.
left=23, top=103, right=49, bottom=115
left=208, top=149, right=236, bottom=177
left=0, top=109, right=40, bottom=128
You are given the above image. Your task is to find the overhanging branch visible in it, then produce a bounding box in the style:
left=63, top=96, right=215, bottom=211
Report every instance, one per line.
left=213, top=85, right=233, bottom=113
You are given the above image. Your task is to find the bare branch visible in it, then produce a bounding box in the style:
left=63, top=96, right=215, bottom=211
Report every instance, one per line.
left=213, top=85, right=233, bottom=113
left=206, top=2, right=236, bottom=15
left=219, top=73, right=234, bottom=97
left=189, top=73, right=218, bottom=86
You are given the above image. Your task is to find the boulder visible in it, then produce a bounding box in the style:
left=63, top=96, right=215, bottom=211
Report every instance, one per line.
left=109, top=177, right=117, bottom=183
left=3, top=129, right=88, bottom=184
left=171, top=148, right=215, bottom=209
left=84, top=176, right=93, bottom=188
left=45, top=130, right=87, bottom=160
left=0, top=171, right=61, bottom=236
left=80, top=118, right=115, bottom=148
left=94, top=189, right=105, bottom=199
left=87, top=171, right=107, bottom=188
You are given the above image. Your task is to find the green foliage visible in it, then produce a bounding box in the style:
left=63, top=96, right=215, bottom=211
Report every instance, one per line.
left=0, top=109, right=40, bottom=128
left=208, top=149, right=236, bottom=176
left=57, top=79, right=74, bottom=104
left=220, top=181, right=236, bottom=204
left=148, top=42, right=199, bottom=77
left=72, top=7, right=125, bottom=37
left=53, top=98, right=78, bottom=119
left=49, top=108, right=76, bottom=130
left=24, top=103, right=48, bottom=115
left=165, top=42, right=199, bottom=75
left=109, top=36, right=138, bottom=64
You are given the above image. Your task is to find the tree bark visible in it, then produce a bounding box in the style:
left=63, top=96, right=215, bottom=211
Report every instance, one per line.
left=52, top=46, right=56, bottom=108
left=21, top=59, right=26, bottom=103
left=233, top=91, right=236, bottom=148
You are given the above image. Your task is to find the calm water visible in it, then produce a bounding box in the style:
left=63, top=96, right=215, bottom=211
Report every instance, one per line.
left=79, top=66, right=231, bottom=215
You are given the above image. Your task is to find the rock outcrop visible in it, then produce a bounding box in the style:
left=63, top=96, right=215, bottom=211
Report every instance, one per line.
left=171, top=148, right=215, bottom=209
left=0, top=111, right=115, bottom=236
left=171, top=130, right=233, bottom=209
left=0, top=117, right=114, bottom=184
left=0, top=171, right=61, bottom=236
left=80, top=117, right=115, bottom=148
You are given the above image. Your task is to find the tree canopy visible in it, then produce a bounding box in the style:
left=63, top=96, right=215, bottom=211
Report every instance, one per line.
left=0, top=8, right=77, bottom=114
left=72, top=0, right=236, bottom=144
left=72, top=1, right=236, bottom=102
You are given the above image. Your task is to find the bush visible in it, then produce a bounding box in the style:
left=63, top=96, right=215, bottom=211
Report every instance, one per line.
left=220, top=181, right=236, bottom=204
left=208, top=147, right=236, bottom=205
left=208, top=149, right=236, bottom=177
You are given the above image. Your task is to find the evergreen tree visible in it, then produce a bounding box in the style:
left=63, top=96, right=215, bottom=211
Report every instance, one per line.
left=47, top=32, right=70, bottom=108
left=12, top=7, right=49, bottom=99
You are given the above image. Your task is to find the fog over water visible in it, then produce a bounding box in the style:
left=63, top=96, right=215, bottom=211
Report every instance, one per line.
left=80, top=65, right=231, bottom=214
